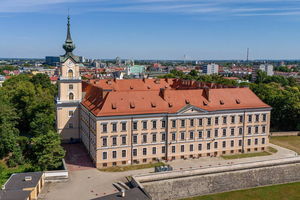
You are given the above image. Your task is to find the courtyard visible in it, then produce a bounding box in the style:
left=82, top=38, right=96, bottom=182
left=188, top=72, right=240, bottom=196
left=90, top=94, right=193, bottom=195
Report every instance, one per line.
left=39, top=137, right=299, bottom=200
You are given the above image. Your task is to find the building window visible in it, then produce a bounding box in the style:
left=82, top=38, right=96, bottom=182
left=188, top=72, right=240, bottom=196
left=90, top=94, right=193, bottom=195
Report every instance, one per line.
left=171, top=120, right=176, bottom=128
left=239, top=127, right=243, bottom=135
left=143, top=148, right=147, bottom=155
left=69, top=92, right=74, bottom=100
left=237, top=140, right=241, bottom=147
left=122, top=150, right=126, bottom=158
left=161, top=120, right=166, bottom=128
left=152, top=147, right=157, bottom=154
left=231, top=128, right=234, bottom=136
left=162, top=146, right=166, bottom=153
left=69, top=123, right=73, bottom=128
left=152, top=121, right=157, bottom=129
left=102, top=124, right=107, bottom=133
left=198, top=131, right=203, bottom=138
left=121, top=136, right=126, bottom=145
left=103, top=152, right=107, bottom=160
left=172, top=146, right=176, bottom=153
left=161, top=133, right=166, bottom=141
left=222, top=141, right=226, bottom=148
left=255, top=138, right=258, bottom=145
left=198, top=118, right=203, bottom=126
left=262, top=126, right=266, bottom=133
left=133, top=149, right=137, bottom=156
left=121, top=122, right=126, bottom=131
left=190, top=119, right=194, bottom=127
left=69, top=84, right=73, bottom=90
left=181, top=119, right=185, bottom=127
left=133, top=135, right=137, bottom=144
left=255, top=126, right=259, bottom=134
left=112, top=137, right=117, bottom=146
left=207, top=130, right=211, bottom=138
left=214, top=142, right=218, bottom=149
left=143, top=121, right=147, bottom=129
left=198, top=144, right=202, bottom=151
left=181, top=145, right=185, bottom=152
left=190, top=144, right=194, bottom=152
left=189, top=131, right=194, bottom=140
left=68, top=69, right=73, bottom=78
left=68, top=111, right=74, bottom=117
left=215, top=117, right=219, bottom=125
left=112, top=123, right=117, bottom=132
left=142, top=134, right=147, bottom=143
left=262, top=138, right=266, bottom=144
left=248, top=127, right=252, bottom=135
left=223, top=116, right=227, bottom=124
left=239, top=115, right=243, bottom=123
left=248, top=115, right=252, bottom=123
left=214, top=129, right=218, bottom=137
left=207, top=118, right=211, bottom=126
left=255, top=114, right=259, bottom=122
left=231, top=140, right=234, bottom=147
left=231, top=116, right=235, bottom=124
left=133, top=121, right=138, bottom=130
left=172, top=132, right=176, bottom=141
left=152, top=134, right=157, bottom=142
left=262, top=114, right=267, bottom=122
left=207, top=143, right=211, bottom=150
left=112, top=151, right=117, bottom=159
left=247, top=139, right=251, bottom=146
left=102, top=138, right=107, bottom=147
left=181, top=132, right=185, bottom=140
left=222, top=129, right=226, bottom=137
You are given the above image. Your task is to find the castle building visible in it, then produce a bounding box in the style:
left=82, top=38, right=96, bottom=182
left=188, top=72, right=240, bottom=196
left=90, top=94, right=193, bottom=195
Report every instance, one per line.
left=56, top=17, right=272, bottom=168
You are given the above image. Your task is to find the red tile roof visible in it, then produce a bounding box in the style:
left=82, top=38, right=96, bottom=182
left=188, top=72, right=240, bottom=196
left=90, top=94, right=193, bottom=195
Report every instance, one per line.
left=81, top=78, right=270, bottom=117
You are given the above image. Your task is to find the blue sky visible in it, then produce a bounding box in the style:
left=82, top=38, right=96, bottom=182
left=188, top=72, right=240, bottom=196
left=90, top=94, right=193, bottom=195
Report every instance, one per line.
left=1, top=0, right=300, bottom=60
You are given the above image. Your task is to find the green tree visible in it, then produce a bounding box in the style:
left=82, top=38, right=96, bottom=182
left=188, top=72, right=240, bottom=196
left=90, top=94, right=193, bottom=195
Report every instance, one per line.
left=31, top=131, right=65, bottom=170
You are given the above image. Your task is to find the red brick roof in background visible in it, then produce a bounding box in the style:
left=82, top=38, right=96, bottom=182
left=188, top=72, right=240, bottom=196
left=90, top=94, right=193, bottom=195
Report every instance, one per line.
left=81, top=78, right=270, bottom=117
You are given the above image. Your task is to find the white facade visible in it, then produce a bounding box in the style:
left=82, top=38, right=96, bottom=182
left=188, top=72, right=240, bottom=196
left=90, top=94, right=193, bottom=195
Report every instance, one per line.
left=203, top=63, right=219, bottom=75
left=259, top=64, right=274, bottom=76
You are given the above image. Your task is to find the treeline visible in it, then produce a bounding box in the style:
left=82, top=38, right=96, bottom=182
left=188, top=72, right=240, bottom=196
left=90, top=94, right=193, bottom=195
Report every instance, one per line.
left=0, top=74, right=65, bottom=170
left=161, top=70, right=300, bottom=131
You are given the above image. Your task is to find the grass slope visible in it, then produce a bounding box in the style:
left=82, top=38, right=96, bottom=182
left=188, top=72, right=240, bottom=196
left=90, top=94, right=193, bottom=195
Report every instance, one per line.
left=270, top=136, right=300, bottom=154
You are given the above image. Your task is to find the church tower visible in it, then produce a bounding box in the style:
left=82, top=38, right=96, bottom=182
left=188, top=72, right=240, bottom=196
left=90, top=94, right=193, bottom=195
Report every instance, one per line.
left=56, top=16, right=81, bottom=142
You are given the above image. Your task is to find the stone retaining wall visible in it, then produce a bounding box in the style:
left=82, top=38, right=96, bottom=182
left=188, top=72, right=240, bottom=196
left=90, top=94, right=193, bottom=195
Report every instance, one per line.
left=270, top=131, right=300, bottom=136
left=133, top=157, right=300, bottom=200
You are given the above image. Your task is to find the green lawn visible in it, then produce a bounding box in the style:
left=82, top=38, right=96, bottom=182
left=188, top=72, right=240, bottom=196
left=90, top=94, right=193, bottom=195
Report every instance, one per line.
left=0, top=161, right=34, bottom=187
left=99, top=162, right=165, bottom=172
left=182, top=182, right=300, bottom=200
left=221, top=146, right=277, bottom=160
left=270, top=136, right=300, bottom=154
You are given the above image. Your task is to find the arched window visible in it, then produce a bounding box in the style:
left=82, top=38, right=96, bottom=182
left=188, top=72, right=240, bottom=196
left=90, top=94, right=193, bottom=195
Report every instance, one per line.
left=69, top=92, right=74, bottom=100
left=68, top=69, right=73, bottom=78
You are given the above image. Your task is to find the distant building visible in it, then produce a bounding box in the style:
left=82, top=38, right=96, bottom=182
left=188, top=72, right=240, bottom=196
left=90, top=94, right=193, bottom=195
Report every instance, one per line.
left=45, top=56, right=60, bottom=66
left=259, top=64, right=274, bottom=76
left=126, top=65, right=145, bottom=77
left=202, top=63, right=219, bottom=75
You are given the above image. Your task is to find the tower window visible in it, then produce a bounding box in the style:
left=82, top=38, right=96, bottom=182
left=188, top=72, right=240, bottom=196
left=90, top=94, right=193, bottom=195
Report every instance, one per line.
left=69, top=84, right=73, bottom=90
left=69, top=92, right=74, bottom=100
left=68, top=69, right=73, bottom=78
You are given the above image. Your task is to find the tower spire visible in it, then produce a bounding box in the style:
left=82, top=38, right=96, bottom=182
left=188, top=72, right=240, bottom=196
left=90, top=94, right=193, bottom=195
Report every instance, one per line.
left=63, top=15, right=75, bottom=55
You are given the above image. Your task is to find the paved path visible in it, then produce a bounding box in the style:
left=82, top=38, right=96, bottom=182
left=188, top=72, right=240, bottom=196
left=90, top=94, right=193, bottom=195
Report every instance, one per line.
left=39, top=144, right=298, bottom=200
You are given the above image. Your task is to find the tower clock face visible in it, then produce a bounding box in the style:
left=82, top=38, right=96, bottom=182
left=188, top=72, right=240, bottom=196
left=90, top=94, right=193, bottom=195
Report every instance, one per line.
left=66, top=60, right=73, bottom=68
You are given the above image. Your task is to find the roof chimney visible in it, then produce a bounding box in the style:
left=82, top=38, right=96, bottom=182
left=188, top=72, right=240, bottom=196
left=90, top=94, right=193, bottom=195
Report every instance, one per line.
left=121, top=189, right=125, bottom=198
left=203, top=87, right=210, bottom=101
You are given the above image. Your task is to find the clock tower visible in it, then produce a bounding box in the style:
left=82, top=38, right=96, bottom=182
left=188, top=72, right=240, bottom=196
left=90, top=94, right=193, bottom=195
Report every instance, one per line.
left=56, top=16, right=82, bottom=142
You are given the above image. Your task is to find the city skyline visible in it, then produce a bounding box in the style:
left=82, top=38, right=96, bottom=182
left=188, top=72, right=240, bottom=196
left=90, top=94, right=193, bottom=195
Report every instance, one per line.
left=2, top=0, right=300, bottom=60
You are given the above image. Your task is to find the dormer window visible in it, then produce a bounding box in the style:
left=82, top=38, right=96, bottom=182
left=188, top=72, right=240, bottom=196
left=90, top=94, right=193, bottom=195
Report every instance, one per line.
left=130, top=102, right=135, bottom=109
left=112, top=103, right=117, bottom=109
left=220, top=100, right=224, bottom=105
left=151, top=102, right=156, bottom=108
left=185, top=99, right=190, bottom=104
left=236, top=99, right=241, bottom=104
left=203, top=101, right=208, bottom=106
